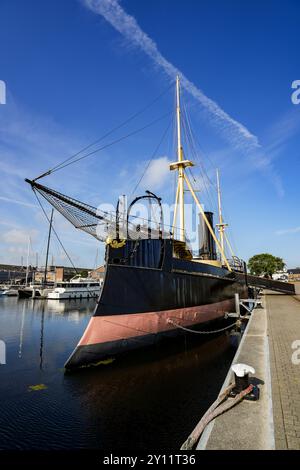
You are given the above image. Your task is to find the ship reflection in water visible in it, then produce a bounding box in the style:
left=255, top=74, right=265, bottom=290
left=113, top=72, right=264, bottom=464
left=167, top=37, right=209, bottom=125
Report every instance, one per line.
left=0, top=298, right=240, bottom=450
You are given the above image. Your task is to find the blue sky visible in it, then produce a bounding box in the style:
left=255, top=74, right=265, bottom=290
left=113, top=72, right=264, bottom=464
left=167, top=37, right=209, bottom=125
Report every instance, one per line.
left=0, top=0, right=300, bottom=268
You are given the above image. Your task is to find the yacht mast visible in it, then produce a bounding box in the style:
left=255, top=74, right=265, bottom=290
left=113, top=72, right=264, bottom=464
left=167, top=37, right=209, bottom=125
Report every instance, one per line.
left=43, top=209, right=54, bottom=285
left=25, top=237, right=30, bottom=287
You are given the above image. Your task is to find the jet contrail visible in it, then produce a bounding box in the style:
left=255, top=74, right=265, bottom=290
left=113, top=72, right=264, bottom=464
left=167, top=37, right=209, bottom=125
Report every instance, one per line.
left=82, top=0, right=285, bottom=196
left=83, top=0, right=260, bottom=151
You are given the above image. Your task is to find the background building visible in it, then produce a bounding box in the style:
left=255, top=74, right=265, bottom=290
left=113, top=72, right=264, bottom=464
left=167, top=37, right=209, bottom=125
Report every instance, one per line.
left=288, top=268, right=300, bottom=282
left=0, top=264, right=90, bottom=285
left=88, top=265, right=105, bottom=284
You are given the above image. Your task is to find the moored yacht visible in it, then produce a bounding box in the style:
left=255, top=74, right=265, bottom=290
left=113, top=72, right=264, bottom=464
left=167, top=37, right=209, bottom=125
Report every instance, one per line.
left=47, top=276, right=101, bottom=300
left=18, top=284, right=54, bottom=299
left=0, top=288, right=19, bottom=297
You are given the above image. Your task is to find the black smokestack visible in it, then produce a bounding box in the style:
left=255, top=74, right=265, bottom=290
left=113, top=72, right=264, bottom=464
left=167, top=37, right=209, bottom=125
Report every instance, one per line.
left=199, top=211, right=217, bottom=260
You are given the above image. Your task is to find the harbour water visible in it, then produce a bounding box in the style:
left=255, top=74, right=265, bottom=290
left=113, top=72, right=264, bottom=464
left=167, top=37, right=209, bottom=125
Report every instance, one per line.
left=0, top=297, right=239, bottom=450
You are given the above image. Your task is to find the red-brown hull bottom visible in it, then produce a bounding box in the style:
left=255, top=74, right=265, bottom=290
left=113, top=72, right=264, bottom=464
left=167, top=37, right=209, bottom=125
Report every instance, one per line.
left=65, top=298, right=235, bottom=369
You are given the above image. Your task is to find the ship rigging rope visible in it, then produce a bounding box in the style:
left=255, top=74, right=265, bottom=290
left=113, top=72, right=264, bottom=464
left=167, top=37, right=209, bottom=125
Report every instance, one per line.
left=30, top=176, right=184, bottom=239
left=167, top=318, right=239, bottom=334
left=33, top=189, right=97, bottom=297
left=180, top=99, right=238, bottom=259
left=181, top=100, right=218, bottom=215
left=130, top=117, right=172, bottom=197
left=34, top=83, right=173, bottom=181
left=34, top=112, right=172, bottom=180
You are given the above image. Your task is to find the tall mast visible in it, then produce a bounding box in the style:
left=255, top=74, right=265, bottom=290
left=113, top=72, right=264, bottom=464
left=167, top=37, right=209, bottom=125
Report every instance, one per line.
left=216, top=169, right=228, bottom=265
left=217, top=169, right=223, bottom=255
left=43, top=208, right=54, bottom=285
left=170, top=76, right=193, bottom=242
left=176, top=76, right=185, bottom=242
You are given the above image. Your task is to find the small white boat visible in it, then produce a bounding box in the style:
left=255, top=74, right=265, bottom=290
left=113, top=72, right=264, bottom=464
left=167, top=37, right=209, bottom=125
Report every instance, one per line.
left=47, top=276, right=101, bottom=300
left=32, top=286, right=53, bottom=299
left=18, top=285, right=54, bottom=299
left=0, top=289, right=19, bottom=297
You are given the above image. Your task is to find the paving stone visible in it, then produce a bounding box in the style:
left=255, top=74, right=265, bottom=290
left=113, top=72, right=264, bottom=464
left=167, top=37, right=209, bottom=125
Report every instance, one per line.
left=266, top=294, right=300, bottom=450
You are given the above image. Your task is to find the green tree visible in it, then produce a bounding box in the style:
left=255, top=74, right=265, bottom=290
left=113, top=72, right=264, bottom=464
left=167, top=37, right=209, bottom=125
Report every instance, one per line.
left=248, top=253, right=285, bottom=277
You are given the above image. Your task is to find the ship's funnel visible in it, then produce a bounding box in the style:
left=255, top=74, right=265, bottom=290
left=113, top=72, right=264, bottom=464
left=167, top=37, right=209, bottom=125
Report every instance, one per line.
left=199, top=211, right=217, bottom=260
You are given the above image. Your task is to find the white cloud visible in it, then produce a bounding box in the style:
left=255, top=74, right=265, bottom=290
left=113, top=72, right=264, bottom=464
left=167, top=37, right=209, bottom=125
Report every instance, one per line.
left=256, top=109, right=300, bottom=198
left=142, top=156, right=171, bottom=190
left=276, top=226, right=300, bottom=236
left=0, top=94, right=106, bottom=266
left=264, top=109, right=300, bottom=157
left=7, top=245, right=30, bottom=255
left=0, top=195, right=38, bottom=208
left=0, top=220, right=20, bottom=228
left=1, top=228, right=38, bottom=244
left=0, top=96, right=94, bottom=205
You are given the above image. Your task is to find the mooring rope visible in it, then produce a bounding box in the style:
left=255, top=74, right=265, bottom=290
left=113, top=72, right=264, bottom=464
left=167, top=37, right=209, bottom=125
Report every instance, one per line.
left=167, top=318, right=239, bottom=334
left=180, top=383, right=254, bottom=450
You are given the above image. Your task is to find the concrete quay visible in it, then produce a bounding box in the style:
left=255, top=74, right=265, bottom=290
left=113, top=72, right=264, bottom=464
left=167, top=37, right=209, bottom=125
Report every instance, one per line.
left=196, top=290, right=300, bottom=450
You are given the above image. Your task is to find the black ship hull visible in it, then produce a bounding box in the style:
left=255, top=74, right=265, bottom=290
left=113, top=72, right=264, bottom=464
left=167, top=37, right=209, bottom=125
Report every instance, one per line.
left=65, top=239, right=248, bottom=369
left=18, top=288, right=33, bottom=298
